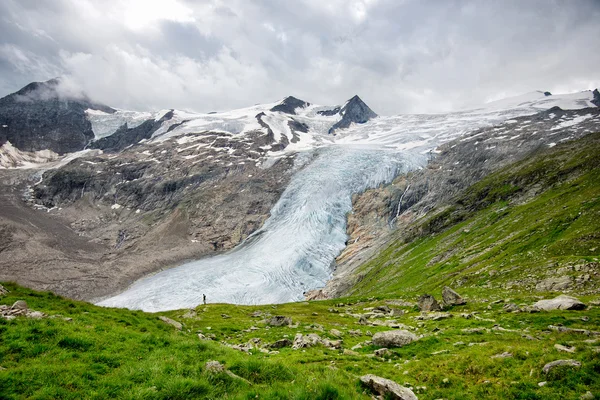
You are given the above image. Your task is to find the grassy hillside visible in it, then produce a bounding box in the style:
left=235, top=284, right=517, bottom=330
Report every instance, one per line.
left=1, top=133, right=599, bottom=399
left=346, top=132, right=600, bottom=299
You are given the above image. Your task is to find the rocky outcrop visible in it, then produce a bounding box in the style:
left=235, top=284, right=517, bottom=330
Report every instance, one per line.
left=268, top=316, right=292, bottom=327
left=592, top=89, right=600, bottom=107
left=360, top=374, right=418, bottom=400
left=418, top=294, right=442, bottom=312
left=535, top=276, right=572, bottom=292
left=270, top=96, right=309, bottom=114
left=328, top=95, right=377, bottom=134
left=0, top=78, right=115, bottom=154
left=533, top=295, right=586, bottom=311
left=372, top=329, right=418, bottom=348
left=88, top=110, right=174, bottom=152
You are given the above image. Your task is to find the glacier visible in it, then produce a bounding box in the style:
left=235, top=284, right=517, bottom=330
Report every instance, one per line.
left=97, top=90, right=597, bottom=311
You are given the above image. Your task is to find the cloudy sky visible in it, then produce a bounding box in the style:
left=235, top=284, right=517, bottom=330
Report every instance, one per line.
left=1, top=0, right=599, bottom=115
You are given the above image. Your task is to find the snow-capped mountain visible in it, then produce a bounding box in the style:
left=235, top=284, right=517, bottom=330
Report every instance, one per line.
left=0, top=79, right=599, bottom=310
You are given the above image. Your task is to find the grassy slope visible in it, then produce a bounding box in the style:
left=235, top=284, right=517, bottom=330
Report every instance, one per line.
left=347, top=132, right=600, bottom=299
left=1, top=133, right=600, bottom=399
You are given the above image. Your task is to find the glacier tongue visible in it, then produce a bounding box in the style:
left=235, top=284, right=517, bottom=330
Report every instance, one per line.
left=98, top=145, right=423, bottom=311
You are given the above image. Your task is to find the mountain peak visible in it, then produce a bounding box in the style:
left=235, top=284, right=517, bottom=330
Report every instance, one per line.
left=592, top=88, right=600, bottom=107
left=328, top=95, right=377, bottom=134
left=270, top=96, right=310, bottom=115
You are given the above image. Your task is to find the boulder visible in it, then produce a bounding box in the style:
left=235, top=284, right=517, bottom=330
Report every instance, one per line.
left=205, top=360, right=225, bottom=373
left=360, top=374, right=418, bottom=400
left=329, top=329, right=343, bottom=338
left=11, top=300, right=28, bottom=310
left=372, top=330, right=418, bottom=348
left=442, top=286, right=466, bottom=306
left=158, top=316, right=183, bottom=330
left=0, top=284, right=8, bottom=296
left=533, top=295, right=586, bottom=311
left=268, top=316, right=292, bottom=327
left=292, top=333, right=321, bottom=349
left=417, top=294, right=441, bottom=312
left=269, top=339, right=292, bottom=349
left=542, top=359, right=581, bottom=374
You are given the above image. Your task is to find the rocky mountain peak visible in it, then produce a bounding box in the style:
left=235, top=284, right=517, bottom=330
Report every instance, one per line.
left=592, top=88, right=600, bottom=107
left=328, top=95, right=377, bottom=134
left=269, top=96, right=310, bottom=115
left=0, top=79, right=115, bottom=153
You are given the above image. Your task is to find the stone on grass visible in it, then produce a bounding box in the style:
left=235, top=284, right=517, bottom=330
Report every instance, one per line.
left=158, top=316, right=182, bottom=330
left=534, top=295, right=586, bottom=311
left=270, top=338, right=292, bottom=349
left=268, top=316, right=292, bottom=326
left=536, top=276, right=572, bottom=291
left=542, top=359, right=581, bottom=374
left=329, top=329, right=342, bottom=338
left=554, top=344, right=576, bottom=353
left=372, top=330, right=418, bottom=348
left=11, top=300, right=27, bottom=310
left=360, top=374, right=418, bottom=400
left=442, top=286, right=466, bottom=306
left=0, top=284, right=8, bottom=296
left=417, top=294, right=442, bottom=312
left=205, top=360, right=224, bottom=373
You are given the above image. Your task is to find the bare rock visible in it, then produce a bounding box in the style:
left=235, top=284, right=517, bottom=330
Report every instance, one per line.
left=372, top=330, right=418, bottom=348
left=360, top=374, right=418, bottom=400
left=269, top=338, right=293, bottom=349
left=292, top=333, right=321, bottom=349
left=11, top=300, right=28, bottom=310
left=534, top=295, right=586, bottom=311
left=268, top=315, right=292, bottom=327
left=542, top=359, right=581, bottom=374
left=554, top=344, right=576, bottom=353
left=158, top=316, right=182, bottom=330
left=442, top=286, right=466, bottom=306
left=536, top=276, right=572, bottom=292
left=0, top=284, right=8, bottom=296
left=329, top=329, right=343, bottom=338
left=417, top=294, right=441, bottom=312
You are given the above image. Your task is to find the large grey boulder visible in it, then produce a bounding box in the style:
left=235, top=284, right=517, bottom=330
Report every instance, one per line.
left=418, top=294, right=442, bottom=312
left=372, top=330, right=418, bottom=348
left=360, top=374, right=418, bottom=400
left=442, top=286, right=466, bottom=306
left=533, top=295, right=586, bottom=311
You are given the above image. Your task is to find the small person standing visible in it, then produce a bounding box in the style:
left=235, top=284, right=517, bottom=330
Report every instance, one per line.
left=203, top=294, right=206, bottom=305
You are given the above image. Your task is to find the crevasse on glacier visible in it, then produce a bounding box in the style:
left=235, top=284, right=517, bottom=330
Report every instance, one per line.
left=98, top=145, right=423, bottom=311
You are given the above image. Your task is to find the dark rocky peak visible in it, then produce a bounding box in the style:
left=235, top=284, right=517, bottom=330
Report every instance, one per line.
left=543, top=91, right=552, bottom=96
left=592, top=88, right=600, bottom=107
left=0, top=78, right=116, bottom=154
left=269, top=96, right=310, bottom=115
left=328, top=95, right=377, bottom=134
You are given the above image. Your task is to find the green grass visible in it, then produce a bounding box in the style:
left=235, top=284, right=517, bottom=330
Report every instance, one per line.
left=1, top=283, right=599, bottom=399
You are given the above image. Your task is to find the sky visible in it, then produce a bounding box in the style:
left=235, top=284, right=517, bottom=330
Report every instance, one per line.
left=0, top=0, right=599, bottom=115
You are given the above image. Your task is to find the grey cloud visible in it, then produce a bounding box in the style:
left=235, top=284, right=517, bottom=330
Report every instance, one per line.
left=0, top=0, right=599, bottom=115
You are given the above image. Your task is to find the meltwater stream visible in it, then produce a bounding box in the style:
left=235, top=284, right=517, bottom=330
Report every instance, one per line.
left=98, top=145, right=424, bottom=311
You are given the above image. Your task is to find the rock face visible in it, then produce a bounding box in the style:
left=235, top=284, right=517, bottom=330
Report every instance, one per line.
left=328, top=95, right=377, bottom=134
left=0, top=78, right=115, bottom=154
left=592, top=88, right=600, bottom=107
left=360, top=374, right=418, bottom=400
left=372, top=329, right=418, bottom=348
left=418, top=294, right=442, bottom=312
left=542, top=359, right=581, bottom=374
left=442, top=286, right=466, bottom=306
left=270, top=96, right=310, bottom=114
left=533, top=295, right=586, bottom=311
left=88, top=110, right=174, bottom=153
